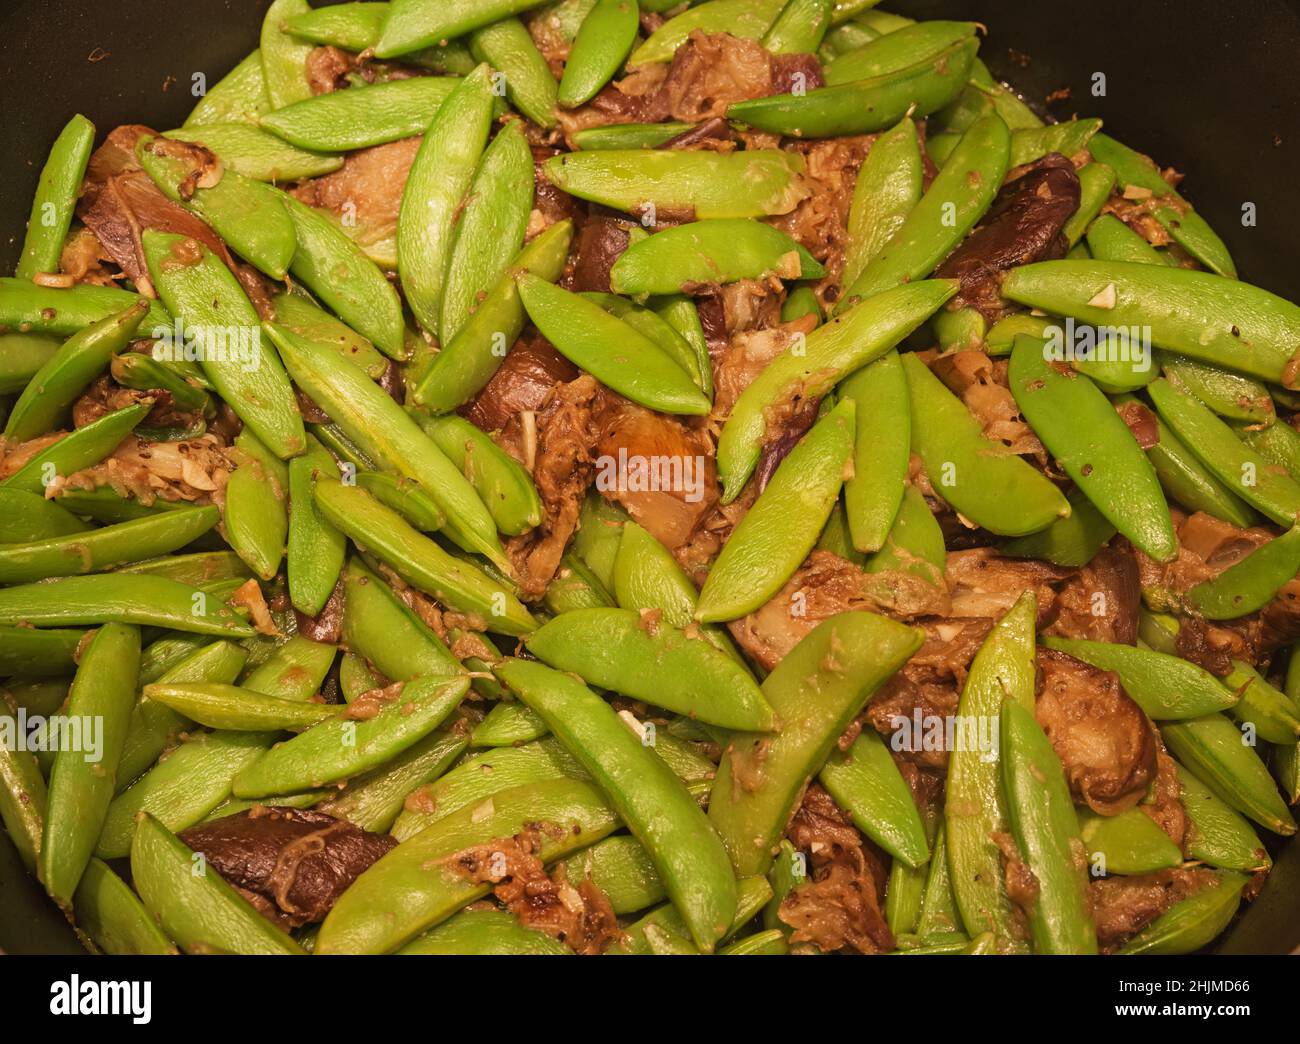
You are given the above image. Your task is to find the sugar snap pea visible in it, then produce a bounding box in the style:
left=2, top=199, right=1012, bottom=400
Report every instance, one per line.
left=518, top=274, right=711, bottom=415
left=1163, top=353, right=1275, bottom=424
left=0, top=488, right=89, bottom=543
left=999, top=489, right=1115, bottom=567
left=469, top=18, right=558, bottom=129
left=318, top=777, right=618, bottom=953
left=780, top=285, right=822, bottom=326
left=16, top=114, right=95, bottom=280
left=260, top=0, right=316, bottom=109
left=839, top=112, right=1010, bottom=309
left=268, top=323, right=507, bottom=568
left=843, top=117, right=922, bottom=291
left=728, top=37, right=976, bottom=138
left=719, top=280, right=954, bottom=499
left=440, top=121, right=534, bottom=345
left=559, top=0, right=640, bottom=107
left=1238, top=412, right=1300, bottom=475
left=233, top=673, right=469, bottom=799
left=1178, top=763, right=1271, bottom=872
left=0, top=713, right=47, bottom=873
left=285, top=2, right=476, bottom=71
left=583, top=292, right=708, bottom=393
left=822, top=19, right=977, bottom=85
left=710, top=611, right=924, bottom=876
left=397, top=64, right=494, bottom=336
left=1087, top=133, right=1236, bottom=278
left=0, top=278, right=170, bottom=338
left=556, top=834, right=666, bottom=915
left=1187, top=525, right=1300, bottom=619
left=1117, top=872, right=1249, bottom=956
left=119, top=549, right=252, bottom=585
left=224, top=431, right=288, bottom=581
left=1078, top=807, right=1182, bottom=876
left=314, top=479, right=535, bottom=634
left=653, top=294, right=714, bottom=397
left=319, top=730, right=467, bottom=834
left=0, top=333, right=59, bottom=394
left=836, top=351, right=910, bottom=553
left=943, top=592, right=1035, bottom=952
left=377, top=0, right=550, bottom=57
left=72, top=857, right=178, bottom=956
left=165, top=123, right=342, bottom=181
left=1000, top=698, right=1097, bottom=954
left=39, top=623, right=140, bottom=910
left=542, top=148, right=808, bottom=220
left=469, top=701, right=550, bottom=747
left=1161, top=715, right=1295, bottom=835
left=1148, top=378, right=1300, bottom=524
left=494, top=657, right=737, bottom=950
left=141, top=682, right=339, bottom=732
left=864, top=483, right=946, bottom=582
left=698, top=400, right=855, bottom=622
left=96, top=728, right=278, bottom=859
left=0, top=625, right=83, bottom=677
left=525, top=607, right=773, bottom=729
left=1220, top=659, right=1300, bottom=744
left=610, top=219, right=824, bottom=296
left=1009, top=117, right=1101, bottom=167
left=629, top=0, right=787, bottom=65
left=915, top=824, right=962, bottom=939
left=340, top=558, right=463, bottom=682
left=1086, top=213, right=1168, bottom=265
left=761, top=0, right=832, bottom=53
left=260, top=77, right=459, bottom=151
left=902, top=352, right=1069, bottom=536
left=286, top=437, right=346, bottom=615
left=241, top=634, right=338, bottom=702
left=398, top=909, right=573, bottom=955
left=184, top=49, right=271, bottom=127
left=1010, top=335, right=1174, bottom=560
left=571, top=122, right=693, bottom=150
left=131, top=813, right=304, bottom=954
left=608, top=873, right=771, bottom=954
left=819, top=730, right=928, bottom=867
left=355, top=471, right=446, bottom=532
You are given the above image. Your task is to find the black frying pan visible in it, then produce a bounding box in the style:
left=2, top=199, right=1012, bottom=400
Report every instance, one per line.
left=1, top=0, right=1298, bottom=954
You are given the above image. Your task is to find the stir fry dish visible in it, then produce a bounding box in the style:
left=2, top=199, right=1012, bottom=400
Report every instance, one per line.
left=2, top=0, right=1298, bottom=957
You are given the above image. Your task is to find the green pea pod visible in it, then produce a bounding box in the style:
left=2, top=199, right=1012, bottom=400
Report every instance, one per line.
left=1163, top=354, right=1275, bottom=425
left=719, top=280, right=955, bottom=500
left=411, top=218, right=573, bottom=413
left=0, top=574, right=254, bottom=637
left=613, top=521, right=745, bottom=663
left=698, top=400, right=856, bottom=622
left=494, top=657, right=737, bottom=951
left=629, top=0, right=786, bottom=65
left=16, top=114, right=96, bottom=279
left=184, top=50, right=271, bottom=127
left=946, top=591, right=1035, bottom=952
left=524, top=607, right=772, bottom=730
left=542, top=148, right=808, bottom=220
left=1078, top=807, right=1182, bottom=876
left=1238, top=413, right=1300, bottom=477
left=73, top=857, right=178, bottom=955
left=653, top=294, right=715, bottom=398
left=280, top=193, right=406, bottom=360
left=1161, top=715, right=1295, bottom=835
left=728, top=37, right=975, bottom=138
left=132, top=813, right=304, bottom=954
left=0, top=279, right=170, bottom=338
left=260, top=0, right=316, bottom=108
left=377, top=0, right=550, bottom=56
left=710, top=611, right=925, bottom=876
left=267, top=323, right=507, bottom=569
left=319, top=730, right=467, bottom=834
left=340, top=558, right=463, bottom=682
left=1148, top=378, right=1300, bottom=524
left=902, top=352, right=1070, bottom=536
left=517, top=274, right=711, bottom=415
left=837, top=352, right=910, bottom=553
left=764, top=838, right=806, bottom=934
left=1178, top=764, right=1271, bottom=873
left=556, top=834, right=666, bottom=915
left=558, top=0, right=640, bottom=107
left=117, top=640, right=251, bottom=790
left=838, top=112, right=1010, bottom=310
left=338, top=651, right=384, bottom=703
left=399, top=909, right=573, bottom=955
left=1009, top=335, right=1174, bottom=560
left=111, top=350, right=211, bottom=413
left=819, top=730, right=928, bottom=867
left=318, top=776, right=618, bottom=953
left=540, top=556, right=611, bottom=612
left=286, top=3, right=476, bottom=71
left=1001, top=698, right=1097, bottom=954
left=915, top=825, right=962, bottom=939
left=999, top=489, right=1115, bottom=567
left=259, top=77, right=460, bottom=151
left=780, top=286, right=822, bottom=326
left=1086, top=213, right=1167, bottom=265
left=224, top=431, right=289, bottom=581
left=610, top=874, right=771, bottom=954
left=287, top=438, right=346, bottom=615
left=1005, top=261, right=1300, bottom=388
left=144, top=682, right=339, bottom=732
left=233, top=673, right=469, bottom=799
left=420, top=414, right=542, bottom=536
left=0, top=507, right=218, bottom=585
left=1220, top=659, right=1300, bottom=744
left=165, top=123, right=342, bottom=181
left=583, top=292, right=707, bottom=392
left=0, top=626, right=84, bottom=677
left=0, top=711, right=47, bottom=873
left=469, top=702, right=544, bottom=748
left=0, top=333, right=60, bottom=394
left=468, top=17, right=558, bottom=128
left=816, top=499, right=864, bottom=565
left=1118, top=872, right=1250, bottom=955
left=0, top=488, right=90, bottom=543
left=610, top=219, right=824, bottom=296
left=136, top=135, right=296, bottom=280
left=439, top=122, right=534, bottom=345
left=315, top=479, right=535, bottom=634
left=244, top=636, right=339, bottom=702
left=571, top=122, right=693, bottom=150
left=119, top=550, right=252, bottom=585
left=397, top=64, right=495, bottom=335
left=843, top=117, right=922, bottom=291
left=822, top=19, right=977, bottom=85
left=38, top=623, right=140, bottom=910
left=864, top=484, right=945, bottom=582
left=96, top=729, right=277, bottom=859
left=573, top=491, right=628, bottom=592
left=141, top=231, right=303, bottom=458
left=1088, top=133, right=1235, bottom=278
left=1040, top=637, right=1238, bottom=720
left=355, top=471, right=446, bottom=532
left=1008, top=117, right=1101, bottom=167
left=762, top=0, right=832, bottom=53
left=1187, top=525, right=1300, bottom=620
